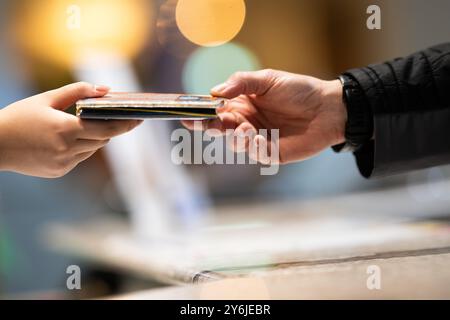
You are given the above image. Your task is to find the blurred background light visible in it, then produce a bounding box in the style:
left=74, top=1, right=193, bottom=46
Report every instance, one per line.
left=16, top=0, right=152, bottom=68
left=156, top=0, right=197, bottom=58
left=182, top=42, right=260, bottom=94
left=176, top=0, right=246, bottom=47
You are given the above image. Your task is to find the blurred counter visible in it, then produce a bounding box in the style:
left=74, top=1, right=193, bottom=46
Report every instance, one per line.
left=42, top=179, right=450, bottom=298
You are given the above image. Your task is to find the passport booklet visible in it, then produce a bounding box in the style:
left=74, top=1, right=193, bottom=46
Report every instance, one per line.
left=76, top=93, right=224, bottom=120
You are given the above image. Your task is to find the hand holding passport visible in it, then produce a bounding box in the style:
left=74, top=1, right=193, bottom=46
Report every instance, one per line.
left=0, top=82, right=143, bottom=178
left=76, top=93, right=224, bottom=120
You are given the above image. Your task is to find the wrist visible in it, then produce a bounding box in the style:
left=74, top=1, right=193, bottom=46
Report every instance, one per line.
left=321, top=79, right=347, bottom=145
left=336, top=74, right=374, bottom=152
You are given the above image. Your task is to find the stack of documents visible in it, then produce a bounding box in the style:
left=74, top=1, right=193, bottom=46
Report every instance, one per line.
left=76, top=93, right=223, bottom=120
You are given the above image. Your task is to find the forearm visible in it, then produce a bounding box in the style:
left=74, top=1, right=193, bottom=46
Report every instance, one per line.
left=0, top=108, right=26, bottom=173
left=0, top=109, right=11, bottom=172
left=344, top=43, right=450, bottom=177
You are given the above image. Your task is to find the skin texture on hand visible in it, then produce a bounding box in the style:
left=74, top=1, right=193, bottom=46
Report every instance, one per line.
left=182, top=69, right=347, bottom=164
left=0, top=82, right=142, bottom=178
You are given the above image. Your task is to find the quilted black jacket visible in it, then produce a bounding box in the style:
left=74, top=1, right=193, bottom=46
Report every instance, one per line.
left=343, top=43, right=450, bottom=178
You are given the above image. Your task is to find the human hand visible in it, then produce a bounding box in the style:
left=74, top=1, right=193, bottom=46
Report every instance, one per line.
left=0, top=82, right=141, bottom=178
left=182, top=69, right=347, bottom=164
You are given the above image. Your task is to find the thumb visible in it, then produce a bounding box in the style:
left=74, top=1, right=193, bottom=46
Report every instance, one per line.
left=45, top=82, right=110, bottom=110
left=211, top=69, right=276, bottom=99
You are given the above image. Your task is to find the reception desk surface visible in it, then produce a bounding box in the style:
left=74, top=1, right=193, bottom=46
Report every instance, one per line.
left=43, top=182, right=450, bottom=298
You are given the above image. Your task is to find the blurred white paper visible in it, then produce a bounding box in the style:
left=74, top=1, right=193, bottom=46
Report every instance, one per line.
left=74, top=51, right=211, bottom=238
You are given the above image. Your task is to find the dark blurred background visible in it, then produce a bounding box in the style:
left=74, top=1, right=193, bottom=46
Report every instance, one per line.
left=0, top=0, right=449, bottom=297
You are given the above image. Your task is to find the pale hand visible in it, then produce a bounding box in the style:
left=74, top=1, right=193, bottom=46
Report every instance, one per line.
left=0, top=82, right=141, bottom=178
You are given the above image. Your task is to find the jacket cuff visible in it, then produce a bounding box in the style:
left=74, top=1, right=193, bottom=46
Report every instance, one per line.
left=343, top=66, right=393, bottom=178
left=343, top=43, right=450, bottom=178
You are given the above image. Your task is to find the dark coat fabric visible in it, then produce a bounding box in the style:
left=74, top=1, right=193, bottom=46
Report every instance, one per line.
left=343, top=43, right=450, bottom=178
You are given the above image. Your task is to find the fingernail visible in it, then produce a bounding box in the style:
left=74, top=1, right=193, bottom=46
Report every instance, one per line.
left=211, top=83, right=229, bottom=94
left=94, top=85, right=110, bottom=92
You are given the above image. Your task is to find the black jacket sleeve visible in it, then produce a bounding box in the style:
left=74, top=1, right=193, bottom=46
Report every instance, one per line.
left=343, top=43, right=450, bottom=178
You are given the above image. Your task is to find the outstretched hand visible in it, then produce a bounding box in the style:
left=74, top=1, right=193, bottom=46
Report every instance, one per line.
left=182, top=69, right=347, bottom=164
left=0, top=82, right=141, bottom=178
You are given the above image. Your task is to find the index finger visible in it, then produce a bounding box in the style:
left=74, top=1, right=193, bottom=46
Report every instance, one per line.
left=74, top=119, right=142, bottom=140
left=181, top=112, right=241, bottom=136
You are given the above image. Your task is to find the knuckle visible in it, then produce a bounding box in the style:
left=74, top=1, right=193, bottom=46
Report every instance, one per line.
left=73, top=81, right=91, bottom=90
left=77, top=81, right=90, bottom=87
left=52, top=138, right=70, bottom=153
left=261, top=69, right=276, bottom=79
left=68, top=82, right=92, bottom=96
left=78, top=81, right=93, bottom=92
left=230, top=71, right=246, bottom=81
left=62, top=117, right=74, bottom=130
left=53, top=117, right=74, bottom=134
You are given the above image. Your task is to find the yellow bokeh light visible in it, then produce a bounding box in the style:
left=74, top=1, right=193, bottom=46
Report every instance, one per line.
left=16, top=0, right=152, bottom=68
left=176, top=0, right=246, bottom=47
